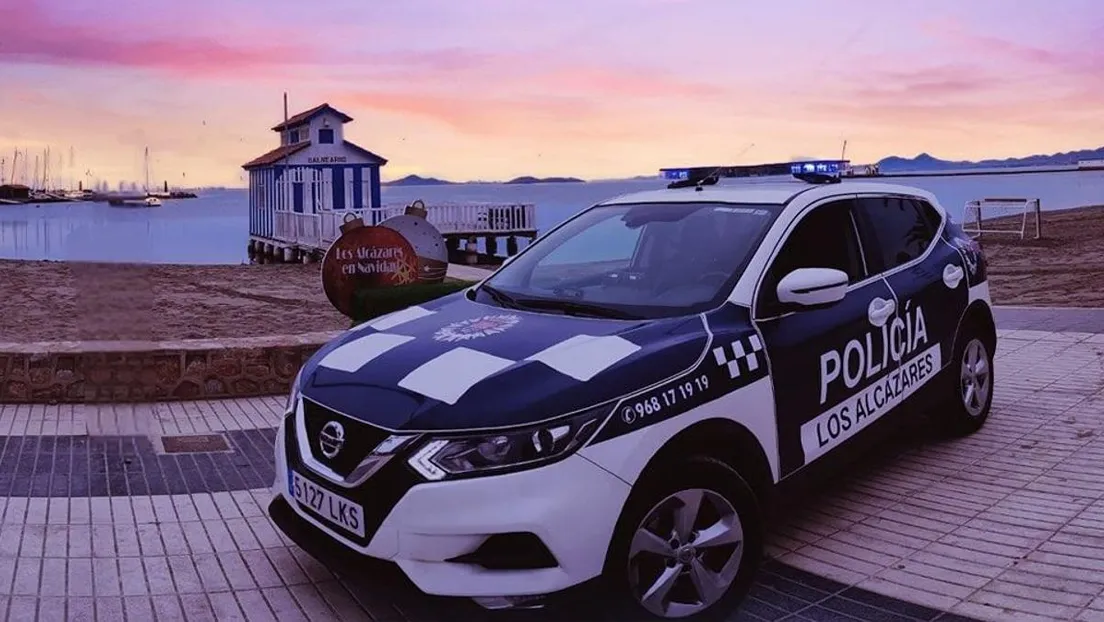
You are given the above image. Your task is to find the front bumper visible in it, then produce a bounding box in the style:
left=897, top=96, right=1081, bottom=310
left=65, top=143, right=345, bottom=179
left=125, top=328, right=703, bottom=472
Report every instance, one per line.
left=271, top=413, right=632, bottom=599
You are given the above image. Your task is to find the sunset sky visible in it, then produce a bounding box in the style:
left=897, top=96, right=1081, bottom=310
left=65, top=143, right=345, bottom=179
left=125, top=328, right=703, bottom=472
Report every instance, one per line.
left=1, top=0, right=1102, bottom=187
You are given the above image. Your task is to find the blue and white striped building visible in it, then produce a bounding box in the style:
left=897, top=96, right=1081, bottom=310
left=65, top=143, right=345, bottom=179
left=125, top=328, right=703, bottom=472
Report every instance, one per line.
left=242, top=103, right=388, bottom=248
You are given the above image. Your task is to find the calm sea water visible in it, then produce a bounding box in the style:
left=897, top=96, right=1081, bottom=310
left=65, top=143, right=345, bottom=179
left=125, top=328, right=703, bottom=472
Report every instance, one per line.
left=1, top=170, right=1101, bottom=265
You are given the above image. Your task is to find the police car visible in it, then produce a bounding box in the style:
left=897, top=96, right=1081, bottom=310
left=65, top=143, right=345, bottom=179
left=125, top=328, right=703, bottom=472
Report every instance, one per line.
left=268, top=160, right=996, bottom=620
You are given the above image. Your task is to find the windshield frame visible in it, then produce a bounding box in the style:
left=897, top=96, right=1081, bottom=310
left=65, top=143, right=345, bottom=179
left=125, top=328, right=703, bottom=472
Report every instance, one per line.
left=473, top=199, right=786, bottom=319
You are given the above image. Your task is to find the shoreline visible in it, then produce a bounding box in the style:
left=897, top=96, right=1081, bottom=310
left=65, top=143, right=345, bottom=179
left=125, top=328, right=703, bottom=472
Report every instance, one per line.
left=2, top=203, right=1104, bottom=343
left=846, top=164, right=1094, bottom=179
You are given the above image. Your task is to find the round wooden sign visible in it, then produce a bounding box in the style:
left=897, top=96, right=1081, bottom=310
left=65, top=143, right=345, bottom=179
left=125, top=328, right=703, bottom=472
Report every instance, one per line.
left=321, top=222, right=420, bottom=317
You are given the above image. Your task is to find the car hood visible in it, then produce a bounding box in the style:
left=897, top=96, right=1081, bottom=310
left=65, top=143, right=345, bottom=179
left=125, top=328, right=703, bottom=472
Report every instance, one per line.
left=298, top=292, right=713, bottom=430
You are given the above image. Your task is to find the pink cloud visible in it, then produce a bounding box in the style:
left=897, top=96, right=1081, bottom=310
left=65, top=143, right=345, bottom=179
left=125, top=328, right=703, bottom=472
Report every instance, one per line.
left=0, top=1, right=323, bottom=77
left=336, top=86, right=705, bottom=143
left=535, top=67, right=727, bottom=99
left=339, top=90, right=598, bottom=136
left=846, top=65, right=1001, bottom=102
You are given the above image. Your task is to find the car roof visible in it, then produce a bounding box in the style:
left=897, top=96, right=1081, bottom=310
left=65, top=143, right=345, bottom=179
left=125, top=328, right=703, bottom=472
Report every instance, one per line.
left=599, top=179, right=943, bottom=212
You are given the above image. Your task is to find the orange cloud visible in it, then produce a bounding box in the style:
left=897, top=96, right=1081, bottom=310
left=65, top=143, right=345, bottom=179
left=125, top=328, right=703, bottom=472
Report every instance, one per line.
left=0, top=1, right=323, bottom=78
left=339, top=90, right=622, bottom=138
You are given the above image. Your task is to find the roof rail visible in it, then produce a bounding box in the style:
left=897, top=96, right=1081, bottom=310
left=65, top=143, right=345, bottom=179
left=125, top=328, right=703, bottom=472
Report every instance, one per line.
left=659, top=160, right=848, bottom=189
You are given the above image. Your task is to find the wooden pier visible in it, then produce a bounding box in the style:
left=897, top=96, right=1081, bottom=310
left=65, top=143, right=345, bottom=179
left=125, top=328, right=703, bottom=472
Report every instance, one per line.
left=247, top=201, right=538, bottom=265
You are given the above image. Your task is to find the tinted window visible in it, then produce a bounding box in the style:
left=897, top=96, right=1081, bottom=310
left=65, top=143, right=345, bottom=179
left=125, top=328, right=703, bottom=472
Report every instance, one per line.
left=856, top=196, right=935, bottom=271
left=480, top=202, right=780, bottom=318
left=758, top=199, right=864, bottom=314
left=912, top=199, right=942, bottom=233
left=536, top=215, right=642, bottom=266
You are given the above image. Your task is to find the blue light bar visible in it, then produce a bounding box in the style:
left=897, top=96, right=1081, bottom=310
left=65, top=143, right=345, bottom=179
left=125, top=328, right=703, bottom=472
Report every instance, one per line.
left=789, top=161, right=844, bottom=175
left=658, top=159, right=849, bottom=188
left=660, top=169, right=693, bottom=181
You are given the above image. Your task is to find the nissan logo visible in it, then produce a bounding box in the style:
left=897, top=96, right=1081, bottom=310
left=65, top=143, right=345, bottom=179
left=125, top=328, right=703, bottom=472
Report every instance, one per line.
left=319, top=421, right=345, bottom=459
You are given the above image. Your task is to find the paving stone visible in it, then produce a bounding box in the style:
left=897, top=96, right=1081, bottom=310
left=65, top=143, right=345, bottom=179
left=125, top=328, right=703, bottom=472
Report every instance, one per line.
left=8, top=316, right=1104, bottom=620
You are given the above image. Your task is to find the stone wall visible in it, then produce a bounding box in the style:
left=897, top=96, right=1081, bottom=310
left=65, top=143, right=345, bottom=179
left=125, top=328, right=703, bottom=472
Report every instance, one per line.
left=0, top=332, right=341, bottom=403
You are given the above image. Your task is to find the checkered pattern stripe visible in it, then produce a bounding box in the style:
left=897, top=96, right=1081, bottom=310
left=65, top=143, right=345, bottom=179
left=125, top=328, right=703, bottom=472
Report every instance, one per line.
left=712, top=334, right=764, bottom=379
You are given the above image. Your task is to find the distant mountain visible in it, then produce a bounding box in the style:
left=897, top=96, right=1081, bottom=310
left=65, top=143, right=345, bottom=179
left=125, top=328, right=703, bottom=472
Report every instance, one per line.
left=504, top=176, right=585, bottom=185
left=383, top=175, right=455, bottom=187
left=876, top=146, right=1104, bottom=173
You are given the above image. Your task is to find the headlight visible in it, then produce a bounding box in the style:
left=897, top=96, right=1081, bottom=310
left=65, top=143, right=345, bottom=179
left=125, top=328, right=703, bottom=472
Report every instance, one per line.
left=286, top=367, right=303, bottom=413
left=406, top=405, right=610, bottom=481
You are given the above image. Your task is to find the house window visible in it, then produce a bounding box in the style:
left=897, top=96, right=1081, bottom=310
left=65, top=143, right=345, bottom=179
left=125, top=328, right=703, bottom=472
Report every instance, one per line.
left=318, top=129, right=334, bottom=144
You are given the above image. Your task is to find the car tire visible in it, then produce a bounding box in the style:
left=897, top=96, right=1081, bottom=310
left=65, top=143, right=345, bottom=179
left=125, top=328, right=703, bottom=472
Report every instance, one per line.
left=937, top=323, right=994, bottom=436
left=602, top=456, right=763, bottom=621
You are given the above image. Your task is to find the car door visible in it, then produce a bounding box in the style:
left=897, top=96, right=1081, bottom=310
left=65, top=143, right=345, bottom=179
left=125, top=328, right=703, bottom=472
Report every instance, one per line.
left=753, top=197, right=901, bottom=478
left=852, top=195, right=967, bottom=408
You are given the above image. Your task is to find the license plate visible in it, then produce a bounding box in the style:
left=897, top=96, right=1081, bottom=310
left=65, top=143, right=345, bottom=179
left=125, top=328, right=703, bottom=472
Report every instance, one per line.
left=289, top=471, right=365, bottom=539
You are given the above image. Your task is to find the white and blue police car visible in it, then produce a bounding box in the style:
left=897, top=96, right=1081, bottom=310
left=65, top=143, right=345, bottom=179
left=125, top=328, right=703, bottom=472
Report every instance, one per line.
left=269, top=161, right=996, bottom=620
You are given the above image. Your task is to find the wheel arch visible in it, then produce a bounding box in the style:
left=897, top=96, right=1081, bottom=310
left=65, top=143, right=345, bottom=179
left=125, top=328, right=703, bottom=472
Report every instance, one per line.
left=625, top=417, right=775, bottom=511
left=599, top=417, right=773, bottom=587
left=954, top=299, right=997, bottom=355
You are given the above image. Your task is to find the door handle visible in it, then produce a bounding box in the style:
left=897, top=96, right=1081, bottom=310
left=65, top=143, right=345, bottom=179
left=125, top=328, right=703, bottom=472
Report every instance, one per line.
left=868, top=297, right=895, bottom=327
left=943, top=264, right=964, bottom=289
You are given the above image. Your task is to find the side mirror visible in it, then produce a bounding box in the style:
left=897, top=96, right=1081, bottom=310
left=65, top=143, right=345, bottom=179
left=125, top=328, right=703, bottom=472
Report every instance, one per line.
left=776, top=268, right=849, bottom=307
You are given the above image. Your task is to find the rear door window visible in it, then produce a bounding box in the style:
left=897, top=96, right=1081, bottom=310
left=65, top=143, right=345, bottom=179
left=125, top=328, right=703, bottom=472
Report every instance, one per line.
left=854, top=196, right=937, bottom=273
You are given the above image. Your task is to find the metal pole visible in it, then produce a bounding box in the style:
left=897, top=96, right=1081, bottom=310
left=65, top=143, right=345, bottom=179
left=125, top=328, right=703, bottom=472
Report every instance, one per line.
left=283, top=92, right=290, bottom=215
left=1034, top=199, right=1041, bottom=240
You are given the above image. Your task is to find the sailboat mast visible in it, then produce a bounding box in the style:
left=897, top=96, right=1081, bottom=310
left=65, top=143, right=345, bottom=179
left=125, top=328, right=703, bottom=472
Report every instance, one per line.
left=144, top=146, right=150, bottom=194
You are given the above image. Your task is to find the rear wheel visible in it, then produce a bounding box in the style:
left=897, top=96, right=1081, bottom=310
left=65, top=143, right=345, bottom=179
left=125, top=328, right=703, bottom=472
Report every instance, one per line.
left=606, top=457, right=762, bottom=620
left=937, top=325, right=994, bottom=435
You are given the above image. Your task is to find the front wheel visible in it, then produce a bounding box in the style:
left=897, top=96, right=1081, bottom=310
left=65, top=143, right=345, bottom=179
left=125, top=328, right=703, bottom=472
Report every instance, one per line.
left=605, top=457, right=762, bottom=620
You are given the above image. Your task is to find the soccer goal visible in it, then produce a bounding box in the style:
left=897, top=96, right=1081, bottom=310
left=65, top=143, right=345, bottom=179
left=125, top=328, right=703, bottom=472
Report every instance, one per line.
left=961, top=197, right=1042, bottom=240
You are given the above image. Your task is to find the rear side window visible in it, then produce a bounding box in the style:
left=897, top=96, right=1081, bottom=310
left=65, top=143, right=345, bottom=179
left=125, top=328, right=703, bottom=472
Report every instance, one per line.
left=855, top=196, right=936, bottom=272
left=912, top=199, right=943, bottom=233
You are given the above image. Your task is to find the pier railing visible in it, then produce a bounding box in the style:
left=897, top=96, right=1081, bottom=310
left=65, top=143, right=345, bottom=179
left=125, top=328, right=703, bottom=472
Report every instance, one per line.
left=271, top=202, right=537, bottom=251
left=274, top=211, right=322, bottom=247
left=318, top=202, right=537, bottom=244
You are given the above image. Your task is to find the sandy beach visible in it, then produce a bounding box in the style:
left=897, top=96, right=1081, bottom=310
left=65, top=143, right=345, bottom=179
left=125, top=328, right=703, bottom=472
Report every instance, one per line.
left=1, top=204, right=1102, bottom=342
left=979, top=204, right=1104, bottom=307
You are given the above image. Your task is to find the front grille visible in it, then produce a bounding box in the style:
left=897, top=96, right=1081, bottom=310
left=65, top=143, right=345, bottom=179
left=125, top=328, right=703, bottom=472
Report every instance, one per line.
left=301, top=398, right=392, bottom=478
left=284, top=420, right=422, bottom=547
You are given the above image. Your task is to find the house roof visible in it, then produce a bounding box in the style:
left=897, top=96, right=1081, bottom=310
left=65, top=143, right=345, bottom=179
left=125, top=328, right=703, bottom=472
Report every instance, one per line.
left=271, top=103, right=354, bottom=131
left=343, top=141, right=388, bottom=165
left=241, top=142, right=311, bottom=170
left=240, top=140, right=388, bottom=169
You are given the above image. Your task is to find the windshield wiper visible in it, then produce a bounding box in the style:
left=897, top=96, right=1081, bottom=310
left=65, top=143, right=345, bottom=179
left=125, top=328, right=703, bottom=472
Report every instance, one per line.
left=511, top=298, right=643, bottom=320
left=478, top=284, right=524, bottom=310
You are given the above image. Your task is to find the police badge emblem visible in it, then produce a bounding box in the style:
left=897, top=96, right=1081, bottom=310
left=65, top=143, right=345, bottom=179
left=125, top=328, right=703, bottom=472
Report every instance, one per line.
left=433, top=314, right=521, bottom=342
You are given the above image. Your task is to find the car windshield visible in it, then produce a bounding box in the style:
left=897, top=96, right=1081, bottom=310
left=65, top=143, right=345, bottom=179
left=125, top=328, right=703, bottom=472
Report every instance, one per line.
left=474, top=201, right=782, bottom=319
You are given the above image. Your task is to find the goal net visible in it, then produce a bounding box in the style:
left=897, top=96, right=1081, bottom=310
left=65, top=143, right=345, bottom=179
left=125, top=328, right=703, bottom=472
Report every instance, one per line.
left=961, top=198, right=1041, bottom=239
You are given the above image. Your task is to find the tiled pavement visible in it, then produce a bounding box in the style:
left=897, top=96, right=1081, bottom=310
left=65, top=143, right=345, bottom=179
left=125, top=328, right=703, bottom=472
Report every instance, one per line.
left=1, top=308, right=1103, bottom=621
